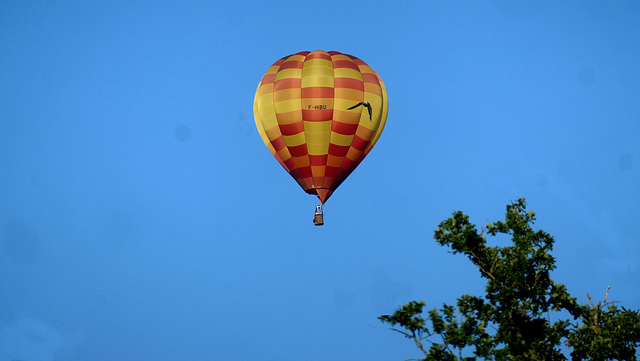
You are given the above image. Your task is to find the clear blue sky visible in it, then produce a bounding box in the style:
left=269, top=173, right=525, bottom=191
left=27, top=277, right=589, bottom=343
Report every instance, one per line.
left=1, top=1, right=639, bottom=360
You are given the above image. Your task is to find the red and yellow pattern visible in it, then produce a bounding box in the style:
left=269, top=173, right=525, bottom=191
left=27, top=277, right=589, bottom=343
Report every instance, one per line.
left=254, top=50, right=388, bottom=204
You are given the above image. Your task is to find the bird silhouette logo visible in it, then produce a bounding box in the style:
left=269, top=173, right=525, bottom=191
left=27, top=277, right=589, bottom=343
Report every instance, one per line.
left=347, top=101, right=373, bottom=121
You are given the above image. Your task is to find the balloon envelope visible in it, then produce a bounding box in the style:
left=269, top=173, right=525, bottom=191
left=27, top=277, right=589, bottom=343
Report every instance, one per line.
left=253, top=50, right=388, bottom=204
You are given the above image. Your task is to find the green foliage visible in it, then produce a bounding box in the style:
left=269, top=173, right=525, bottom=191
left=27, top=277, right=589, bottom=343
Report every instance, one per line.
left=379, top=198, right=640, bottom=360
left=569, top=287, right=640, bottom=360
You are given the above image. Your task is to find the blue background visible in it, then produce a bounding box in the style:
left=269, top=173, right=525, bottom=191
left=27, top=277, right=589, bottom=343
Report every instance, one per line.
left=1, top=1, right=639, bottom=360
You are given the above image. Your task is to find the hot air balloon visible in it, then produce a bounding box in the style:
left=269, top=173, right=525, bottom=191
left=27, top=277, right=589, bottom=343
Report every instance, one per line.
left=253, top=50, right=388, bottom=225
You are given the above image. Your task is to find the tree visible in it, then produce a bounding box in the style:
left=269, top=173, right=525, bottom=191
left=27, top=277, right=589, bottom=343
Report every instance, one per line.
left=379, top=198, right=640, bottom=360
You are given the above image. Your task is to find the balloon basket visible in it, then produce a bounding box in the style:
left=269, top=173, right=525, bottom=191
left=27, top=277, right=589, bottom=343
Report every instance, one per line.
left=313, top=205, right=324, bottom=226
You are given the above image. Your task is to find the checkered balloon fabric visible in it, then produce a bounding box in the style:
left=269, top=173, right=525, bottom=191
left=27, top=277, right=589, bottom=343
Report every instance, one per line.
left=253, top=50, right=388, bottom=204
